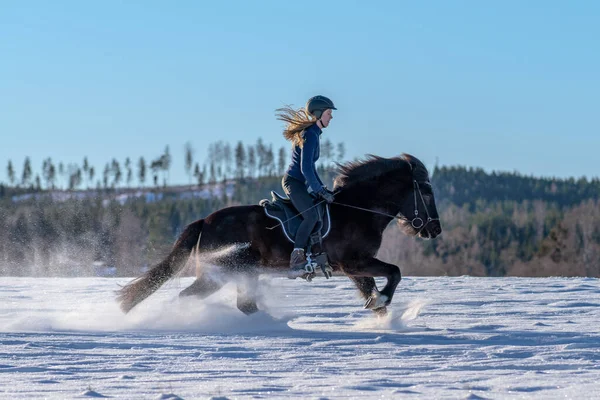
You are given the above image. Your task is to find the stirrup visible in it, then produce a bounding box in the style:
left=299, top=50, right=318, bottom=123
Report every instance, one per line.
left=287, top=261, right=315, bottom=281
left=287, top=268, right=316, bottom=281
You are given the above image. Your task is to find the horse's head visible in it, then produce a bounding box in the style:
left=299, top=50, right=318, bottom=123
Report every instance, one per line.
left=333, top=153, right=442, bottom=239
left=395, top=154, right=442, bottom=240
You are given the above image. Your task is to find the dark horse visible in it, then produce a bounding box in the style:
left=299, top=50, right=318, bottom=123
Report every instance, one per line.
left=117, top=153, right=442, bottom=316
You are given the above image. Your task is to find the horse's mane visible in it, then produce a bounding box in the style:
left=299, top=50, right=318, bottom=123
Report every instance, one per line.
left=333, top=153, right=427, bottom=189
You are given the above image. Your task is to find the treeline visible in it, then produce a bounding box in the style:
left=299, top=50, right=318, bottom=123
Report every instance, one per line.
left=379, top=167, right=600, bottom=277
left=1, top=142, right=599, bottom=277
left=378, top=198, right=600, bottom=278
left=433, top=166, right=600, bottom=209
left=1, top=139, right=345, bottom=192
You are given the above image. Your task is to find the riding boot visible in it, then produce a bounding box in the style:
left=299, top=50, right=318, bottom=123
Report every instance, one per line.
left=288, top=248, right=309, bottom=279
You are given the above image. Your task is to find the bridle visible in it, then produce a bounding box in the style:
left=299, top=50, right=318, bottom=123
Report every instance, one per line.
left=408, top=179, right=439, bottom=235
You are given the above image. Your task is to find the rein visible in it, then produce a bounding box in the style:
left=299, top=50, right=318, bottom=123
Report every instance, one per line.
left=267, top=178, right=439, bottom=234
left=331, top=201, right=403, bottom=221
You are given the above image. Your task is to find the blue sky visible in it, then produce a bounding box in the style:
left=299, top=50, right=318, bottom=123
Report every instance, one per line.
left=1, top=1, right=598, bottom=186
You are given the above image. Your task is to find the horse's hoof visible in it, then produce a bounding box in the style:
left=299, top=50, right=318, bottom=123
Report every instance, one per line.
left=374, top=307, right=388, bottom=317
left=321, top=265, right=333, bottom=279
left=364, top=292, right=389, bottom=310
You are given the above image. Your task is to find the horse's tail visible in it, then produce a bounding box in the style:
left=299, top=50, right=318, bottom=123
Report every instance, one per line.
left=116, top=219, right=204, bottom=313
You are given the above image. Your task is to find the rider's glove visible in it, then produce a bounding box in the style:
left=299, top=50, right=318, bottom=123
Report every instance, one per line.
left=318, top=187, right=335, bottom=204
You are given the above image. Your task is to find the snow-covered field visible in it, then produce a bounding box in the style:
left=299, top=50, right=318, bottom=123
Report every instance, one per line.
left=1, top=275, right=599, bottom=399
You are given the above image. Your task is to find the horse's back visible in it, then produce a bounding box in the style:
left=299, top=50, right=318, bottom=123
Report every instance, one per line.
left=202, top=203, right=290, bottom=268
left=202, top=204, right=262, bottom=241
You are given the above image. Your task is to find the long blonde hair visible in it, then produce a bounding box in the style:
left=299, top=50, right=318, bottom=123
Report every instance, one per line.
left=275, top=105, right=317, bottom=147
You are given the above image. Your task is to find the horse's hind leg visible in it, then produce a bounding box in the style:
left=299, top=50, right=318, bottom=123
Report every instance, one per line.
left=179, top=245, right=249, bottom=300
left=179, top=273, right=225, bottom=299
left=236, top=273, right=259, bottom=315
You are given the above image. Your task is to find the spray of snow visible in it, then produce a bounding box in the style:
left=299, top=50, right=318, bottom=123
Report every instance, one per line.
left=354, top=298, right=430, bottom=332
left=3, top=244, right=298, bottom=334
left=3, top=278, right=294, bottom=334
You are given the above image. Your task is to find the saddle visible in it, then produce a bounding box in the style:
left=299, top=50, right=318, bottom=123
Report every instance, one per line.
left=259, top=191, right=331, bottom=245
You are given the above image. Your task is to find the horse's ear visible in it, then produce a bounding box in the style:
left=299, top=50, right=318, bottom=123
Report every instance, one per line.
left=400, top=153, right=415, bottom=172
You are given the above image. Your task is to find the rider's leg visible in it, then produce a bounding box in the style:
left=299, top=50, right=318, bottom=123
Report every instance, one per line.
left=282, top=175, right=320, bottom=277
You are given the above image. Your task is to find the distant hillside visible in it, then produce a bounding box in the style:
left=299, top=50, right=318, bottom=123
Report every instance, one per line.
left=431, top=166, right=600, bottom=209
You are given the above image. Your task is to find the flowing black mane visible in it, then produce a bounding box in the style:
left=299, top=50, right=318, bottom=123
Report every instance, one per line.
left=333, top=153, right=428, bottom=189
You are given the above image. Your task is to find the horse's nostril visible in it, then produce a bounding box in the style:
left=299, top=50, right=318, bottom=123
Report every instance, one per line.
left=432, top=225, right=441, bottom=236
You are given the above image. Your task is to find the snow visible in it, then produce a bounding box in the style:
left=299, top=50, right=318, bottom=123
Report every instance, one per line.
left=11, top=182, right=236, bottom=205
left=1, top=275, right=599, bottom=399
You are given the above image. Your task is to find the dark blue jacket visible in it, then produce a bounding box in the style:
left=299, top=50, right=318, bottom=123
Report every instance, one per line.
left=285, top=123, right=324, bottom=194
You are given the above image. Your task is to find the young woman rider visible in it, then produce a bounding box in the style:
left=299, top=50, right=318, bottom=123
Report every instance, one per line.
left=276, top=95, right=336, bottom=279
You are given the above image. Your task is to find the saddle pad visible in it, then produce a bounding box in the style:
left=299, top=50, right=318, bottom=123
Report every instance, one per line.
left=260, top=192, right=331, bottom=243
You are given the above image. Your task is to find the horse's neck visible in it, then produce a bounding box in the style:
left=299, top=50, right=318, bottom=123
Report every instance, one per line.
left=337, top=183, right=404, bottom=228
left=340, top=181, right=403, bottom=208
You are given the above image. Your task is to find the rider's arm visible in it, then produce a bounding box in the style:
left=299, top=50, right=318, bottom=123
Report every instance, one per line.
left=301, top=130, right=325, bottom=194
left=316, top=169, right=324, bottom=186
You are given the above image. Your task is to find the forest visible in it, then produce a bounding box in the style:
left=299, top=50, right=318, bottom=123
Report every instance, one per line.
left=1, top=139, right=599, bottom=277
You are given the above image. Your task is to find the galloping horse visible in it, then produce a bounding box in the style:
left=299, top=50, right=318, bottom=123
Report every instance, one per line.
left=117, top=153, right=442, bottom=316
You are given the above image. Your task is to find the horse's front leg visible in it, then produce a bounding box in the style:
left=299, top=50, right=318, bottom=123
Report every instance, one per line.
left=343, top=258, right=402, bottom=314
left=347, top=275, right=377, bottom=300
left=347, top=276, right=387, bottom=316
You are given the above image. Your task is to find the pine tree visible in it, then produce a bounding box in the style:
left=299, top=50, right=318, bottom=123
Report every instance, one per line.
left=22, top=157, right=32, bottom=187
left=89, top=166, right=95, bottom=187
left=103, top=163, right=110, bottom=189
left=68, top=166, right=82, bottom=190
left=322, top=138, right=333, bottom=165
left=162, top=146, right=171, bottom=186
left=209, top=162, right=216, bottom=185
left=193, top=163, right=203, bottom=186
left=264, top=145, right=274, bottom=177
left=247, top=146, right=256, bottom=179
left=138, top=157, right=146, bottom=187
left=223, top=142, right=232, bottom=180
left=278, top=146, right=287, bottom=176
left=125, top=157, right=132, bottom=188
left=58, top=162, right=64, bottom=189
left=43, top=158, right=56, bottom=189
left=6, top=160, right=15, bottom=186
left=83, top=157, right=90, bottom=188
left=336, top=142, right=346, bottom=162
left=184, top=141, right=194, bottom=185
left=150, top=158, right=162, bottom=188
left=111, top=159, right=122, bottom=188
left=256, top=138, right=266, bottom=177
left=235, top=141, right=246, bottom=180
